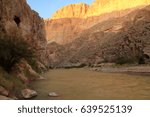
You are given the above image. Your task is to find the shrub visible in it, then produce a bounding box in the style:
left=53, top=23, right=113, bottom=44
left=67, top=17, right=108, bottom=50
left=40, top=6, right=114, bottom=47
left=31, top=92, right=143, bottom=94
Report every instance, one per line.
left=115, top=57, right=135, bottom=65
left=0, top=34, right=35, bottom=72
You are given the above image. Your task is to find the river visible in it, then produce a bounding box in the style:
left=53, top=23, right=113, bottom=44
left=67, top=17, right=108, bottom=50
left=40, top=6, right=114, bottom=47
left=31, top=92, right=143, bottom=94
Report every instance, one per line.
left=31, top=68, right=150, bottom=100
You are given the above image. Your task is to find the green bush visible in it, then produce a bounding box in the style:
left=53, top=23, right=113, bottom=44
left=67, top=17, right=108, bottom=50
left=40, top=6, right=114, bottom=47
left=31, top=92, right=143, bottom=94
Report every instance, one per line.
left=0, top=34, right=35, bottom=72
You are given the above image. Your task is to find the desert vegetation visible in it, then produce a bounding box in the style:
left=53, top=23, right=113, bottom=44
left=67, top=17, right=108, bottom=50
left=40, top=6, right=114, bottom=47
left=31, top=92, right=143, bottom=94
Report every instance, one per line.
left=0, top=34, right=35, bottom=72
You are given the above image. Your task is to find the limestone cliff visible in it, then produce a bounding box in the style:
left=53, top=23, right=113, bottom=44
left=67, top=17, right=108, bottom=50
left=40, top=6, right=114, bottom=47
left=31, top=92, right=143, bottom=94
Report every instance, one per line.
left=45, top=0, right=150, bottom=44
left=51, top=0, right=150, bottom=19
left=51, top=3, right=89, bottom=19
left=87, top=0, right=150, bottom=17
left=45, top=9, right=141, bottom=44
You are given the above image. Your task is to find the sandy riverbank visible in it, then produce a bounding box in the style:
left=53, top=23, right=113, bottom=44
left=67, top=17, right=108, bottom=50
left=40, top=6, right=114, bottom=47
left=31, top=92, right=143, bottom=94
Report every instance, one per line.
left=92, top=65, right=150, bottom=74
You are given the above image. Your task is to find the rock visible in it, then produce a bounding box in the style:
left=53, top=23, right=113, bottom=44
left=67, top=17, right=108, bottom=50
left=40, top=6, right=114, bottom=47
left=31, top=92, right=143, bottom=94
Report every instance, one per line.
left=0, top=95, right=12, bottom=100
left=62, top=63, right=86, bottom=69
left=45, top=0, right=150, bottom=45
left=21, top=89, right=37, bottom=99
left=0, top=0, right=47, bottom=65
left=91, top=68, right=100, bottom=71
left=98, top=63, right=116, bottom=67
left=0, top=86, right=9, bottom=96
left=48, top=92, right=59, bottom=97
left=87, top=0, right=150, bottom=17
left=36, top=61, right=47, bottom=73
left=10, top=96, right=18, bottom=100
left=16, top=73, right=29, bottom=83
left=46, top=6, right=150, bottom=67
left=51, top=3, right=89, bottom=19
left=0, top=0, right=48, bottom=99
left=50, top=0, right=150, bottom=19
left=37, top=76, right=46, bottom=80
left=11, top=60, right=45, bottom=82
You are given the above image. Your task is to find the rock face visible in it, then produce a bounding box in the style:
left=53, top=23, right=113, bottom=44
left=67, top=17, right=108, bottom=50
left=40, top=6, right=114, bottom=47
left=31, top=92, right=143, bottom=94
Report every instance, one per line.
left=51, top=0, right=150, bottom=19
left=0, top=0, right=47, bottom=65
left=51, top=3, right=89, bottom=19
left=45, top=0, right=150, bottom=67
left=11, top=60, right=45, bottom=83
left=47, top=6, right=150, bottom=68
left=45, top=9, right=135, bottom=44
left=87, top=0, right=150, bottom=17
left=45, top=0, right=150, bottom=45
left=0, top=0, right=48, bottom=99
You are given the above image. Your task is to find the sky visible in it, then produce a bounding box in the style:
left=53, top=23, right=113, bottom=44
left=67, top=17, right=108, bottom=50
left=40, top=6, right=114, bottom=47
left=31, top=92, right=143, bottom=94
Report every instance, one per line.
left=27, top=0, right=93, bottom=19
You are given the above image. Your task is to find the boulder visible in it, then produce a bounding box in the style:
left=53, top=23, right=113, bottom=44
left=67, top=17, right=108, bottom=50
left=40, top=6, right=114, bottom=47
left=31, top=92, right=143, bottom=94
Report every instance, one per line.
left=48, top=92, right=59, bottom=97
left=0, top=95, right=12, bottom=100
left=21, top=89, right=37, bottom=99
left=0, top=86, right=9, bottom=96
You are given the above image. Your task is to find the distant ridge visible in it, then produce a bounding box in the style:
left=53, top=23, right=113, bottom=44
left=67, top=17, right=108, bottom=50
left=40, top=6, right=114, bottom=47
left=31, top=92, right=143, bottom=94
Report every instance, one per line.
left=50, top=0, right=150, bottom=19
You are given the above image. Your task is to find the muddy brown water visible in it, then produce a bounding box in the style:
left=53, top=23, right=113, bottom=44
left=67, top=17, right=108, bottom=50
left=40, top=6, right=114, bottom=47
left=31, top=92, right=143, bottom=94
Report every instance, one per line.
left=31, top=68, right=150, bottom=100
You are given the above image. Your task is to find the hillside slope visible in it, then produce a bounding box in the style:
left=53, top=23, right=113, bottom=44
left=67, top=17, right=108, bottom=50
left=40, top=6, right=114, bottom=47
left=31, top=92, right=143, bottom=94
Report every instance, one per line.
left=47, top=6, right=150, bottom=68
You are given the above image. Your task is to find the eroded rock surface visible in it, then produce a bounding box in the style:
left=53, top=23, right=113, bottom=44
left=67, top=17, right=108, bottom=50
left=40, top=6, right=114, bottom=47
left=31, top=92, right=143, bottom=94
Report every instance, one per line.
left=0, top=0, right=47, bottom=65
left=45, top=0, right=150, bottom=45
left=51, top=0, right=150, bottom=19
left=0, top=0, right=48, bottom=99
left=47, top=6, right=150, bottom=68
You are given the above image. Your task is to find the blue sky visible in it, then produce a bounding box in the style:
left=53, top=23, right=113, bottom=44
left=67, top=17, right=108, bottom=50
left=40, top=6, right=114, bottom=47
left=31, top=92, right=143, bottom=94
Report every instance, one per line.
left=27, top=0, right=93, bottom=19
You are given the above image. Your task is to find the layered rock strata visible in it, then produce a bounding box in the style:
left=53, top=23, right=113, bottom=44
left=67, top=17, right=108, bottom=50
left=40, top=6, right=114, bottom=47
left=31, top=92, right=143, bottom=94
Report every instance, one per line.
left=45, top=0, right=150, bottom=44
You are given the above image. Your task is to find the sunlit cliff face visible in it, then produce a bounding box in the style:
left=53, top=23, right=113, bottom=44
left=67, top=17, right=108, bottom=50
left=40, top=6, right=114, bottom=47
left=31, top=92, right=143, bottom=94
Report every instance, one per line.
left=51, top=3, right=89, bottom=19
left=51, top=0, right=150, bottom=19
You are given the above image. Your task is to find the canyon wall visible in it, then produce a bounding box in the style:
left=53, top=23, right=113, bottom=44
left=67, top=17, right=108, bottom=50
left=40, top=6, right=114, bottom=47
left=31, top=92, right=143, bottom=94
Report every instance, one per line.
left=87, top=0, right=150, bottom=17
left=46, top=6, right=150, bottom=68
left=45, top=0, right=150, bottom=45
left=51, top=0, right=150, bottom=19
left=0, top=0, right=47, bottom=65
left=51, top=3, right=89, bottom=19
left=0, top=0, right=48, bottom=99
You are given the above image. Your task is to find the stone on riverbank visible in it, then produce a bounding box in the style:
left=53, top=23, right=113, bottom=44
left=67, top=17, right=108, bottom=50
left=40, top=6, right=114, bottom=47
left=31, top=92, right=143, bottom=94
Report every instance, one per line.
left=21, top=89, right=37, bottom=99
left=48, top=92, right=59, bottom=97
left=0, top=95, right=12, bottom=100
